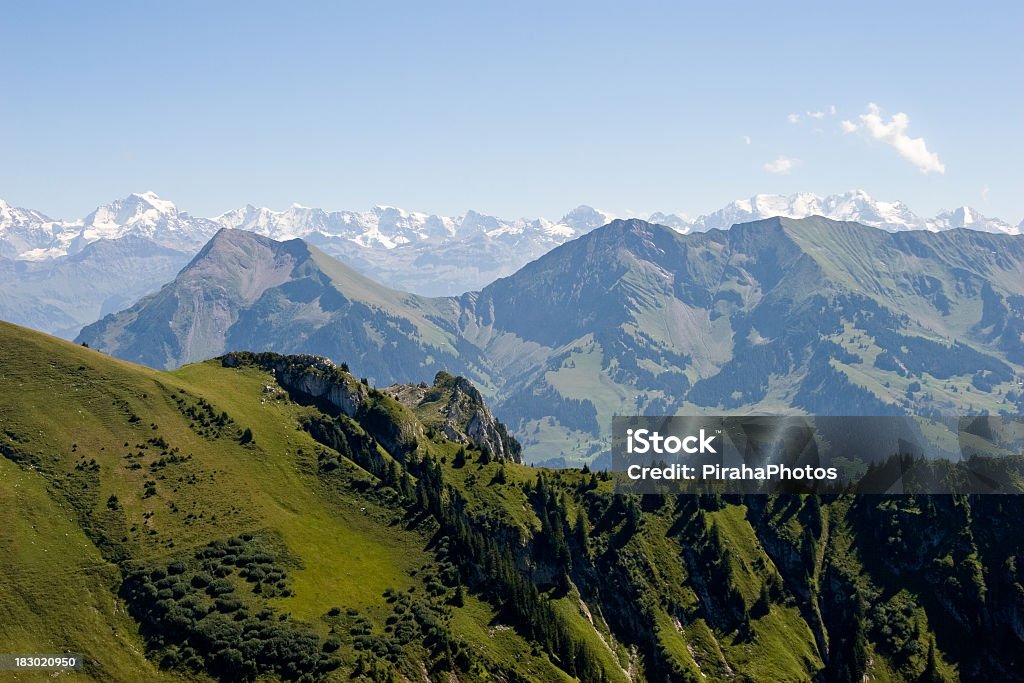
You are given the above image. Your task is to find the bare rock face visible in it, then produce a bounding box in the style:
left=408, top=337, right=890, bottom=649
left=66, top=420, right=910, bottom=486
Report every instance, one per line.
left=385, top=372, right=522, bottom=464
left=272, top=356, right=368, bottom=418
left=378, top=372, right=523, bottom=464
left=222, top=352, right=368, bottom=418
left=444, top=375, right=513, bottom=461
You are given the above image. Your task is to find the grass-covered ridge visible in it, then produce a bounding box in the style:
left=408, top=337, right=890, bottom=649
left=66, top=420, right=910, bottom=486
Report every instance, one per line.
left=2, top=321, right=1023, bottom=682
left=0, top=323, right=560, bottom=681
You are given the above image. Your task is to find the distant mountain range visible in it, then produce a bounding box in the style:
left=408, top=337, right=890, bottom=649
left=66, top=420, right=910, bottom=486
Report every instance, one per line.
left=5, top=190, right=1022, bottom=259
left=78, top=217, right=1024, bottom=465
left=652, top=191, right=1023, bottom=235
left=3, top=190, right=1021, bottom=291
left=0, top=192, right=615, bottom=294
left=0, top=192, right=217, bottom=260
left=0, top=193, right=614, bottom=336
left=3, top=191, right=1021, bottom=340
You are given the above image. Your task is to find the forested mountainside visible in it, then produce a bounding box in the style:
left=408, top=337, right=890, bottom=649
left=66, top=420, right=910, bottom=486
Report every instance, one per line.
left=3, top=322, right=1023, bottom=682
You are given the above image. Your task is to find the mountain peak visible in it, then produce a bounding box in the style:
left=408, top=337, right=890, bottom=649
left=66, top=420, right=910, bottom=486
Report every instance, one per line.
left=114, top=191, right=178, bottom=215
left=206, top=225, right=286, bottom=248
left=131, top=190, right=169, bottom=203
left=460, top=210, right=503, bottom=233
left=931, top=205, right=1019, bottom=234
left=372, top=204, right=404, bottom=214
left=87, top=192, right=177, bottom=223
left=612, top=216, right=660, bottom=231
left=559, top=205, right=614, bottom=231
left=201, top=226, right=313, bottom=263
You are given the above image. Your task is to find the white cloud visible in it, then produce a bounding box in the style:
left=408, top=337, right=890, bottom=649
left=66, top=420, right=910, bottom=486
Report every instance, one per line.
left=742, top=135, right=752, bottom=145
left=981, top=186, right=990, bottom=201
left=792, top=106, right=836, bottom=123
left=763, top=156, right=800, bottom=175
left=842, top=103, right=945, bottom=174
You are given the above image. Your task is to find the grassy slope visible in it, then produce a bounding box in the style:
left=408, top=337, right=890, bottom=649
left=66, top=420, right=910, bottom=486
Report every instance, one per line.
left=0, top=456, right=180, bottom=683
left=0, top=322, right=564, bottom=681
left=309, top=246, right=457, bottom=353
left=705, top=506, right=823, bottom=681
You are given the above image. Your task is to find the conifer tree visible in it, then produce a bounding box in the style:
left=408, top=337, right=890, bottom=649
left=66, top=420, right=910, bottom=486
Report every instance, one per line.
left=922, top=636, right=944, bottom=683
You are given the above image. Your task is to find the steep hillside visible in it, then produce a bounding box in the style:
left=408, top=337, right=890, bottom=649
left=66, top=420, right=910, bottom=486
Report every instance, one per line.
left=77, top=229, right=471, bottom=383
left=465, top=217, right=1024, bottom=463
left=4, top=321, right=1024, bottom=682
left=0, top=322, right=563, bottom=681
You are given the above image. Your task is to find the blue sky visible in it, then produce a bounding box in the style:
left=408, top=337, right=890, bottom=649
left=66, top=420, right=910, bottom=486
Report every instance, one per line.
left=2, top=1, right=1021, bottom=222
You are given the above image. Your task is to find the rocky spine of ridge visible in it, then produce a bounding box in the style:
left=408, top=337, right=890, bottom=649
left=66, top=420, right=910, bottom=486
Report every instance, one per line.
left=221, top=351, right=423, bottom=458
left=223, top=352, right=370, bottom=415
left=387, top=371, right=523, bottom=464
left=221, top=352, right=522, bottom=463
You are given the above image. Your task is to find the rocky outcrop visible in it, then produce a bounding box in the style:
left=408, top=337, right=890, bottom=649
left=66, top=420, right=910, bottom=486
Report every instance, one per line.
left=223, top=353, right=520, bottom=463
left=384, top=371, right=523, bottom=463
left=222, top=351, right=425, bottom=459
left=222, top=351, right=368, bottom=418
left=439, top=373, right=522, bottom=463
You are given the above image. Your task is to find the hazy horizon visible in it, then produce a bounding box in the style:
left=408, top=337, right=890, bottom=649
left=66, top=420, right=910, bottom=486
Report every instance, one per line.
left=3, top=187, right=1021, bottom=227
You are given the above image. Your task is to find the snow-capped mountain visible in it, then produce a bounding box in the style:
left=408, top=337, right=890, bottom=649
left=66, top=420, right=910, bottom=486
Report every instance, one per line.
left=929, top=205, right=1020, bottom=234
left=208, top=202, right=616, bottom=294
left=0, top=198, right=63, bottom=259
left=75, top=191, right=219, bottom=248
left=3, top=192, right=219, bottom=260
left=0, top=190, right=1019, bottom=290
left=0, top=192, right=619, bottom=298
left=215, top=203, right=610, bottom=249
left=691, top=191, right=928, bottom=233
left=657, top=191, right=1021, bottom=236
left=216, top=204, right=459, bottom=248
